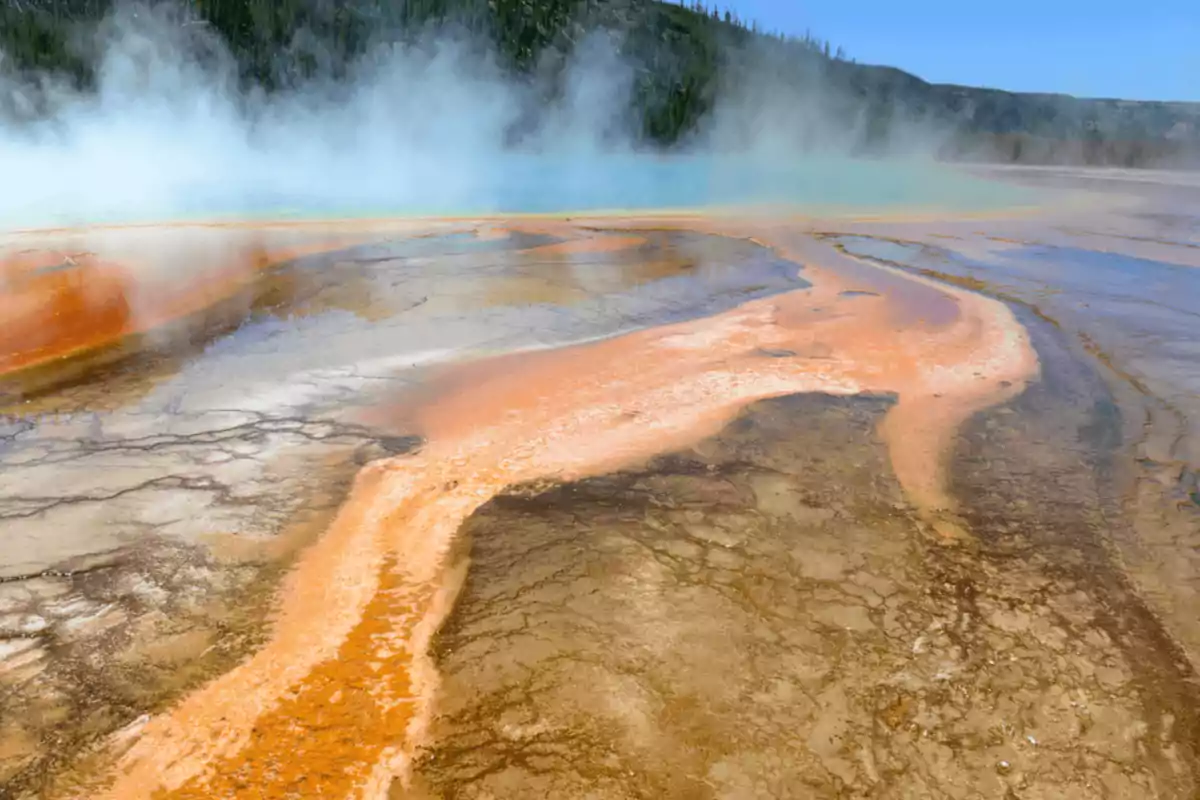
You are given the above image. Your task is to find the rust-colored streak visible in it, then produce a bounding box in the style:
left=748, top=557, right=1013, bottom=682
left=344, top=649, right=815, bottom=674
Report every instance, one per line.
left=0, top=225, right=390, bottom=379
left=0, top=252, right=135, bottom=374
left=90, top=219, right=1039, bottom=800
left=158, top=559, right=423, bottom=800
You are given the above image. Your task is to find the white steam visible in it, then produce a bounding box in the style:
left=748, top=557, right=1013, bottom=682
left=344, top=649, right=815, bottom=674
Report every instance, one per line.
left=0, top=3, right=647, bottom=227
left=0, top=2, right=1011, bottom=231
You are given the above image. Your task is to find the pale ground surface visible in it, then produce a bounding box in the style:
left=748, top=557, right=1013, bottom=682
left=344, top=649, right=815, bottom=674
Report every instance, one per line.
left=0, top=166, right=1196, bottom=798
left=813, top=168, right=1200, bottom=692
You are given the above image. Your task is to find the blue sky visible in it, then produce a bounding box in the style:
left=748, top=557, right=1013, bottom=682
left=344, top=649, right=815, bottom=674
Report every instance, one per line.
left=680, top=0, right=1199, bottom=101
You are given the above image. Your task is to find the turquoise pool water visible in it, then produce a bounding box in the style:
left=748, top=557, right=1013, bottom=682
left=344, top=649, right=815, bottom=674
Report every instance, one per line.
left=5, top=154, right=1037, bottom=229
left=478, top=155, right=1036, bottom=215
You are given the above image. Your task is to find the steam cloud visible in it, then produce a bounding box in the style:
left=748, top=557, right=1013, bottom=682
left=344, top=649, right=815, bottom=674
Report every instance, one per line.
left=0, top=2, right=1003, bottom=231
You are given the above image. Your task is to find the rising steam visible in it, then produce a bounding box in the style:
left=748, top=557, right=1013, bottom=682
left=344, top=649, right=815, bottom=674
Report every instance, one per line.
left=0, top=2, right=1020, bottom=230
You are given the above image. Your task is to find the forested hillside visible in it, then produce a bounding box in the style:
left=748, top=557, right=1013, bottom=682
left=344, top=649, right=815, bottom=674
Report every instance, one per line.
left=2, top=0, right=1198, bottom=167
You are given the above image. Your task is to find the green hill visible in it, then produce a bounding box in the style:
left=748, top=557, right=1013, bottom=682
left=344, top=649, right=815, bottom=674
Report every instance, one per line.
left=2, top=0, right=1198, bottom=167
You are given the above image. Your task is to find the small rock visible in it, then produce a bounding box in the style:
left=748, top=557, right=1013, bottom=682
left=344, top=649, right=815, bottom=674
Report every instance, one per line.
left=996, top=759, right=1012, bottom=775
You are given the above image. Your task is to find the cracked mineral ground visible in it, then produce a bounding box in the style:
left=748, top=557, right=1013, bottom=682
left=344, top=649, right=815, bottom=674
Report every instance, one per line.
left=1, top=165, right=1199, bottom=799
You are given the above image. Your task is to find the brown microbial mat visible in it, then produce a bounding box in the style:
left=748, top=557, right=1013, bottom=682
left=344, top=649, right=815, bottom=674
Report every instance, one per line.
left=2, top=173, right=1199, bottom=800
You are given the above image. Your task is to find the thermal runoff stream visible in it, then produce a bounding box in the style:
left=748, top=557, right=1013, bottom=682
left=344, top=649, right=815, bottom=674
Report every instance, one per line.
left=3, top=162, right=1200, bottom=798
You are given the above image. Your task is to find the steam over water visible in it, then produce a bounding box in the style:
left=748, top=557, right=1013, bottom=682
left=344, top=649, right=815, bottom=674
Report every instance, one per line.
left=0, top=4, right=1035, bottom=229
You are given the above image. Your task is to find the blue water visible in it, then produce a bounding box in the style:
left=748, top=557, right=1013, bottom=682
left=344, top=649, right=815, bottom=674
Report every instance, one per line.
left=6, top=155, right=1037, bottom=229
left=235, top=156, right=1033, bottom=218
left=458, top=155, right=1037, bottom=215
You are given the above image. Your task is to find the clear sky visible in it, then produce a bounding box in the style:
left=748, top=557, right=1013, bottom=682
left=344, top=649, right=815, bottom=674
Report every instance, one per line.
left=681, top=0, right=1199, bottom=102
